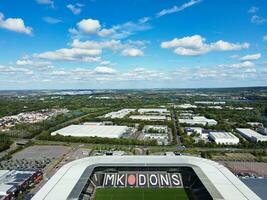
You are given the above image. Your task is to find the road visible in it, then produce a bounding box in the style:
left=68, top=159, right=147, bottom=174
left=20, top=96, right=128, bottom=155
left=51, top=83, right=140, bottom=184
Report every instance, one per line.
left=171, top=109, right=182, bottom=145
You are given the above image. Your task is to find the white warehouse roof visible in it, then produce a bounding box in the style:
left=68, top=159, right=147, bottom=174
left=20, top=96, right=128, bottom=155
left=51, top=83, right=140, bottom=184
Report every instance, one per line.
left=130, top=115, right=167, bottom=121
left=104, top=109, right=136, bottom=119
left=51, top=125, right=130, bottom=138
left=138, top=108, right=168, bottom=113
left=32, top=156, right=260, bottom=200
left=179, top=116, right=217, bottom=126
left=209, top=132, right=239, bottom=145
left=236, top=128, right=267, bottom=142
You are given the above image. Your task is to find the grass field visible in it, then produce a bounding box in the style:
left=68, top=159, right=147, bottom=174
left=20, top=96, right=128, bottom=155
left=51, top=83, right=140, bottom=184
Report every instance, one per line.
left=93, top=188, right=189, bottom=200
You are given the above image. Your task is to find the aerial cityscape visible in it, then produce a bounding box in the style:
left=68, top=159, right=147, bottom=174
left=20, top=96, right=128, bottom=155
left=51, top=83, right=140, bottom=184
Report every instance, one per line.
left=0, top=0, right=267, bottom=200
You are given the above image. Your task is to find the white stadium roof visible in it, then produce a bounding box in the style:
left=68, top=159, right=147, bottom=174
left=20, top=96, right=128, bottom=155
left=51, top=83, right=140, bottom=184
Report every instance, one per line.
left=51, top=125, right=129, bottom=138
left=32, top=156, right=260, bottom=200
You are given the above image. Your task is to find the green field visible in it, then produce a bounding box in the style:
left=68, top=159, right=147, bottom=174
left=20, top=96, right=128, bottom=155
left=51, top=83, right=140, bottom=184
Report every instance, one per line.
left=93, top=188, right=189, bottom=200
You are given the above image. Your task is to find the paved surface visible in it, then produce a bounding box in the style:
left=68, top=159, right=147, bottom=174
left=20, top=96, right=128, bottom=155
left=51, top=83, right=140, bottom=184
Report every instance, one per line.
left=13, top=145, right=70, bottom=160
left=220, top=161, right=267, bottom=177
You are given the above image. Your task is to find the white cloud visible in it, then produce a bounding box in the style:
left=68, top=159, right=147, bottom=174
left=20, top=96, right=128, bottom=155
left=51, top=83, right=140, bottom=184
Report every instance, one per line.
left=51, top=70, right=68, bottom=76
left=71, top=39, right=147, bottom=57
left=119, top=68, right=170, bottom=81
left=231, top=61, right=255, bottom=68
left=121, top=48, right=144, bottom=57
left=35, top=0, right=54, bottom=7
left=263, top=35, right=267, bottom=41
left=98, top=28, right=116, bottom=37
left=0, top=12, right=33, bottom=35
left=77, top=19, right=101, bottom=34
left=100, top=61, right=111, bottom=66
left=67, top=3, right=83, bottom=15
left=35, top=48, right=101, bottom=62
left=71, top=17, right=151, bottom=39
left=71, top=39, right=123, bottom=50
left=94, top=66, right=117, bottom=74
left=229, top=54, right=239, bottom=59
left=251, top=15, right=266, bottom=24
left=240, top=53, right=261, bottom=61
left=248, top=6, right=258, bottom=14
left=16, top=59, right=53, bottom=70
left=156, top=0, right=202, bottom=17
left=161, top=35, right=249, bottom=56
left=0, top=65, right=33, bottom=75
left=43, top=17, right=62, bottom=24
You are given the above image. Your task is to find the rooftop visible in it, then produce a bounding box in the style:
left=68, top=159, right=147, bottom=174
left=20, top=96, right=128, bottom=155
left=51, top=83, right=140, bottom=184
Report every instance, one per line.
left=209, top=131, right=239, bottom=139
left=32, top=156, right=260, bottom=200
left=51, top=125, right=131, bottom=138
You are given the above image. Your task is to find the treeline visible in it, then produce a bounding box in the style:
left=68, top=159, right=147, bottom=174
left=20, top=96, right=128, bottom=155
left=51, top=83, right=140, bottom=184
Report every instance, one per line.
left=0, top=135, right=12, bottom=152
left=39, top=132, right=157, bottom=146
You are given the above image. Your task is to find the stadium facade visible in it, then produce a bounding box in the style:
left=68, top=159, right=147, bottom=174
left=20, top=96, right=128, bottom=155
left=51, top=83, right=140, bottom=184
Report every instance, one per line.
left=32, top=156, right=260, bottom=200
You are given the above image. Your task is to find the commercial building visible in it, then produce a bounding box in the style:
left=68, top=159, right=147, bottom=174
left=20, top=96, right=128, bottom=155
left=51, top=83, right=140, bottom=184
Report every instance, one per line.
left=0, top=170, right=42, bottom=200
left=179, top=116, right=217, bottom=126
left=194, top=101, right=226, bottom=105
left=236, top=128, right=267, bottom=142
left=138, top=108, right=168, bottom=114
left=257, top=126, right=267, bottom=135
left=209, top=132, right=240, bottom=145
left=142, top=125, right=170, bottom=145
left=51, top=124, right=132, bottom=138
left=32, top=156, right=260, bottom=200
left=184, top=127, right=209, bottom=139
left=247, top=122, right=263, bottom=127
left=129, top=115, right=167, bottom=121
left=104, top=109, right=136, bottom=119
left=174, top=104, right=197, bottom=109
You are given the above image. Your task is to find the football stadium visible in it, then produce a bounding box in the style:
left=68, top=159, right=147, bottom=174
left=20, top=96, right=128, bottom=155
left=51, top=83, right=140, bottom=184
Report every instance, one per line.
left=32, top=156, right=260, bottom=200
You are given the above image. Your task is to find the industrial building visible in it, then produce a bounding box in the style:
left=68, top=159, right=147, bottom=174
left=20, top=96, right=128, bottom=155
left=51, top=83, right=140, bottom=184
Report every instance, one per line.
left=103, top=109, right=136, bottom=119
left=32, top=156, right=260, bottom=200
left=129, top=115, right=167, bottom=121
left=179, top=116, right=217, bottom=126
left=142, top=125, right=170, bottom=145
left=257, top=126, right=267, bottom=135
left=209, top=132, right=240, bottom=145
left=174, top=104, right=197, bottom=109
left=236, top=128, right=267, bottom=142
left=194, top=101, right=226, bottom=105
left=137, top=108, right=169, bottom=114
left=51, top=124, right=132, bottom=138
left=0, top=170, right=42, bottom=200
left=184, top=127, right=209, bottom=139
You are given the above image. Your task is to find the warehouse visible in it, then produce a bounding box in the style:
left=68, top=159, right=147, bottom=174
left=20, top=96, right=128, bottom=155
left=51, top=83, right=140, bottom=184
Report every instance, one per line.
left=51, top=124, right=132, bottom=138
left=129, top=115, right=167, bottom=121
left=179, top=116, right=217, bottom=126
left=209, top=132, right=240, bottom=145
left=142, top=125, right=170, bottom=145
left=236, top=128, right=267, bottom=142
left=194, top=101, right=226, bottom=105
left=174, top=104, right=197, bottom=109
left=104, top=109, right=136, bottom=119
left=184, top=127, right=209, bottom=139
left=138, top=108, right=169, bottom=114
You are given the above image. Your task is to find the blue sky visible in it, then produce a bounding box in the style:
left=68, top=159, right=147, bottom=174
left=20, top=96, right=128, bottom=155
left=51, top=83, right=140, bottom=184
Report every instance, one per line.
left=0, top=0, right=266, bottom=89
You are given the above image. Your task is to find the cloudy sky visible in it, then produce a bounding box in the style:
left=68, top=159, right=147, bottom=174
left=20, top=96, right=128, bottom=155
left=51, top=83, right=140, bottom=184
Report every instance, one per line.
left=0, top=0, right=266, bottom=89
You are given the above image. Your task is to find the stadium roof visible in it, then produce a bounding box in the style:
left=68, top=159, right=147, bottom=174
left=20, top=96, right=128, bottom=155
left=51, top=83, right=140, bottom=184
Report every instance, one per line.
left=51, top=125, right=130, bottom=138
left=32, top=156, right=260, bottom=200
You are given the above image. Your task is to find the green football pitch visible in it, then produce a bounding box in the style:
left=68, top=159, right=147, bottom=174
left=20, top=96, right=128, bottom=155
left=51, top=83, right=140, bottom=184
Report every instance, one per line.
left=93, top=188, right=190, bottom=200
